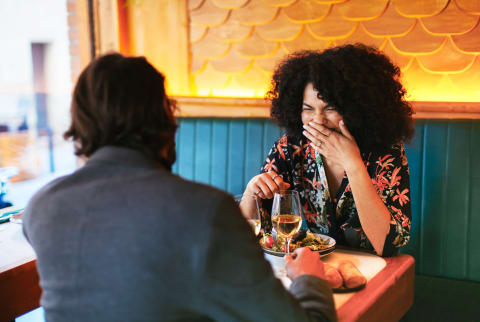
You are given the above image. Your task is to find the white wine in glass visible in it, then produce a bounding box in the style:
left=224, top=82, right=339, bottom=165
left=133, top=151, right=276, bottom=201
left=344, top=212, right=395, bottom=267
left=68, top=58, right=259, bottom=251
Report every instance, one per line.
left=271, top=190, right=302, bottom=254
left=235, top=194, right=261, bottom=236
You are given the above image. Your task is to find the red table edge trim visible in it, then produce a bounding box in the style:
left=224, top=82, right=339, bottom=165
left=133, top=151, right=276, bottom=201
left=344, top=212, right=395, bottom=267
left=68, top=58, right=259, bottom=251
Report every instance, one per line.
left=336, top=254, right=415, bottom=321
left=0, top=259, right=42, bottom=321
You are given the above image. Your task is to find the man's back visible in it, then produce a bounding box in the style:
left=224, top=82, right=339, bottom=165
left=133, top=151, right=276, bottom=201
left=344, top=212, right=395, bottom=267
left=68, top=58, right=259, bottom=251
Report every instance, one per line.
left=24, top=146, right=231, bottom=320
left=24, top=146, right=335, bottom=322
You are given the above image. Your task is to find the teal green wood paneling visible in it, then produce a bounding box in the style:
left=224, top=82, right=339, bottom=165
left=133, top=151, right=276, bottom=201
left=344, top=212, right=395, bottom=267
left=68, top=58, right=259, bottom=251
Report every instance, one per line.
left=173, top=118, right=480, bottom=282
left=176, top=119, right=195, bottom=180
left=244, top=120, right=264, bottom=188
left=211, top=121, right=229, bottom=191
left=421, top=121, right=448, bottom=276
left=444, top=121, right=471, bottom=279
left=468, top=122, right=480, bottom=281
left=172, top=130, right=180, bottom=174
left=262, top=122, right=283, bottom=159
left=401, top=120, right=424, bottom=268
left=228, top=120, right=247, bottom=195
left=194, top=120, right=212, bottom=185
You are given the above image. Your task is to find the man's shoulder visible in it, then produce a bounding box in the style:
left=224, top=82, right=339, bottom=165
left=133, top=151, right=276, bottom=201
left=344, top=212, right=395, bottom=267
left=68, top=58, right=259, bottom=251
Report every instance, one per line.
left=165, top=173, right=232, bottom=202
left=26, top=173, right=72, bottom=205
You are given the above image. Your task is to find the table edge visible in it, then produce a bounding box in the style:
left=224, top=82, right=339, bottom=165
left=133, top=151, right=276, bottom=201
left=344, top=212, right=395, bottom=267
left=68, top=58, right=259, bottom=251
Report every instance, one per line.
left=336, top=254, right=415, bottom=321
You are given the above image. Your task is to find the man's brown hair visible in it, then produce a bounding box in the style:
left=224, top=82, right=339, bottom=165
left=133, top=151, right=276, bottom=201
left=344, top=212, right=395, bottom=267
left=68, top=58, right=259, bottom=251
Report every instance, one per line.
left=64, top=53, right=177, bottom=169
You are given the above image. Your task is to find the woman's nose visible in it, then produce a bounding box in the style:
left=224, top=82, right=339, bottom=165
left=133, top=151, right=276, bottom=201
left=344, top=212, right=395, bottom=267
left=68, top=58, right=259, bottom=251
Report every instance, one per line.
left=313, top=110, right=324, bottom=123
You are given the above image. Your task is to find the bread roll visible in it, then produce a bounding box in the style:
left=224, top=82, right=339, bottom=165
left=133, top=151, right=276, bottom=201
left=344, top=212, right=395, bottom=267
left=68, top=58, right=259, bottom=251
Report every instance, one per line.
left=337, top=260, right=366, bottom=289
left=324, top=263, right=343, bottom=289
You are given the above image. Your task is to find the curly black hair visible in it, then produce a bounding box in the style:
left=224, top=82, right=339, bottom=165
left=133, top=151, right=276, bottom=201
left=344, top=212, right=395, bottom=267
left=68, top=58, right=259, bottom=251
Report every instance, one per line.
left=267, top=43, right=414, bottom=153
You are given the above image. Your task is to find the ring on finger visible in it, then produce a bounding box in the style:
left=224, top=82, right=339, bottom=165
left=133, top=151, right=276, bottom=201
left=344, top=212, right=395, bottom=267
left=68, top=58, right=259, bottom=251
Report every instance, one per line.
left=272, top=174, right=280, bottom=181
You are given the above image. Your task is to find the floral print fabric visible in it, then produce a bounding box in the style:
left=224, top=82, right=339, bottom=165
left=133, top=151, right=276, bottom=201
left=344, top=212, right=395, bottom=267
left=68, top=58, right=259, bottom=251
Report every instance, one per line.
left=259, top=135, right=411, bottom=256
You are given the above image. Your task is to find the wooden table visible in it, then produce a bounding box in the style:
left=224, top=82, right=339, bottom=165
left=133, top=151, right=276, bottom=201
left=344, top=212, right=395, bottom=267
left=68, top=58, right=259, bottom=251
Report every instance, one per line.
left=0, top=222, right=41, bottom=322
left=265, top=248, right=415, bottom=322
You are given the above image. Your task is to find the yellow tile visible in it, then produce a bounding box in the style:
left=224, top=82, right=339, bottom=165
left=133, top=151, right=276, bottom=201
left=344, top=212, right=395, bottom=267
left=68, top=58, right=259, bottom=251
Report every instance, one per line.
left=255, top=46, right=289, bottom=72
left=417, top=37, right=476, bottom=73
left=421, top=0, right=478, bottom=35
left=282, top=26, right=330, bottom=53
left=191, top=55, right=208, bottom=74
left=362, top=1, right=415, bottom=36
left=210, top=46, right=253, bottom=72
left=335, top=0, right=388, bottom=20
left=260, top=0, right=297, bottom=6
left=256, top=11, right=303, bottom=41
left=456, top=0, right=480, bottom=14
left=234, top=65, right=271, bottom=90
left=209, top=19, right=253, bottom=43
left=283, top=0, right=331, bottom=23
left=189, top=0, right=205, bottom=11
left=184, top=0, right=480, bottom=102
left=382, top=39, right=414, bottom=69
left=231, top=0, right=279, bottom=25
left=191, top=31, right=230, bottom=58
left=394, top=0, right=449, bottom=17
left=236, top=30, right=279, bottom=57
left=402, top=58, right=444, bottom=99
left=450, top=57, right=480, bottom=96
left=212, top=0, right=250, bottom=9
left=314, top=0, right=348, bottom=3
left=391, top=20, right=445, bottom=53
left=190, top=0, right=230, bottom=27
left=190, top=26, right=208, bottom=43
left=452, top=22, right=480, bottom=53
left=193, top=63, right=232, bottom=90
left=307, top=5, right=356, bottom=38
left=333, top=24, right=386, bottom=49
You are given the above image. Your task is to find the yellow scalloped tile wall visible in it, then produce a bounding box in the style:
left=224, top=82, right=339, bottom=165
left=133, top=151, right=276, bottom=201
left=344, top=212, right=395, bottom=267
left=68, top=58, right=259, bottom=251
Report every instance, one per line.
left=189, top=0, right=480, bottom=101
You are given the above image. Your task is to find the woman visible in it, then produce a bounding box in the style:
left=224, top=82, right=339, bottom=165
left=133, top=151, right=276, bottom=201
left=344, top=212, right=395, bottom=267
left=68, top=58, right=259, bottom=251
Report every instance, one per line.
left=245, top=44, right=414, bottom=256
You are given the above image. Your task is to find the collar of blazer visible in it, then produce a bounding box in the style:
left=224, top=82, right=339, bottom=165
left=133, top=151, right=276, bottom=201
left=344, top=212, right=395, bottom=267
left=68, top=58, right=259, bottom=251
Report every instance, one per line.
left=86, top=146, right=167, bottom=171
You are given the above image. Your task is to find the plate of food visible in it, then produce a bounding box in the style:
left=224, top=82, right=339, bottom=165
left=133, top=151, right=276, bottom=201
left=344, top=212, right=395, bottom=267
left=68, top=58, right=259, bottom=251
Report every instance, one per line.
left=260, top=229, right=335, bottom=257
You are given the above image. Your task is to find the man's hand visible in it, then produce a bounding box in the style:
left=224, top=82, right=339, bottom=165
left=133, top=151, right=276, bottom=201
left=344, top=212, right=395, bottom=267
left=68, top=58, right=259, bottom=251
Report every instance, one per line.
left=285, top=247, right=326, bottom=280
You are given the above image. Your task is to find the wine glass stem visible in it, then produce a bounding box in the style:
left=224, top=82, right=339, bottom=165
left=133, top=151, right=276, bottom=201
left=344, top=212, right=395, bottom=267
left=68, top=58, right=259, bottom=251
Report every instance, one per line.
left=287, top=238, right=291, bottom=254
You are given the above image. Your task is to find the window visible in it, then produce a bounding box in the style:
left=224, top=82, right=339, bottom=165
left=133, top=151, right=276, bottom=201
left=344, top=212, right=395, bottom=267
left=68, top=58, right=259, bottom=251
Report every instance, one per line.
left=0, top=0, right=90, bottom=208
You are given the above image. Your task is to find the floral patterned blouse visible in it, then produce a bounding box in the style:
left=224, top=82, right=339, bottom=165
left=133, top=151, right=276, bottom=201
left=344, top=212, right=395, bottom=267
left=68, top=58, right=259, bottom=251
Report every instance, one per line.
left=259, top=135, right=411, bottom=256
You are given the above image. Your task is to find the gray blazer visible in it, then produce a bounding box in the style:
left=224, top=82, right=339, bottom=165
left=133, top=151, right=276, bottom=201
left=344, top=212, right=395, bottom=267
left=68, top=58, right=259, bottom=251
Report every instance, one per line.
left=23, top=146, right=336, bottom=322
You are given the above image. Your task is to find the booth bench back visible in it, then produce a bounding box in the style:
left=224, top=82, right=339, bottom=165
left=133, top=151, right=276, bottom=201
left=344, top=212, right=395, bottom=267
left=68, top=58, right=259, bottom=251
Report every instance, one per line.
left=173, top=118, right=480, bottom=282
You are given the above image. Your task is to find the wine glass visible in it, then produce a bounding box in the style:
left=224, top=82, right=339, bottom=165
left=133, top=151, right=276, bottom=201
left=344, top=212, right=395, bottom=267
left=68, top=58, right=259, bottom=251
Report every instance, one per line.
left=234, top=193, right=261, bottom=236
left=271, top=190, right=302, bottom=254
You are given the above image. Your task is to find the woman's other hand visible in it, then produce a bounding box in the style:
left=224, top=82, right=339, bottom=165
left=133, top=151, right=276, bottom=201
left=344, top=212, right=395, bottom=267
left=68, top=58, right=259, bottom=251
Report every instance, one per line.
left=245, top=171, right=290, bottom=199
left=303, top=120, right=363, bottom=172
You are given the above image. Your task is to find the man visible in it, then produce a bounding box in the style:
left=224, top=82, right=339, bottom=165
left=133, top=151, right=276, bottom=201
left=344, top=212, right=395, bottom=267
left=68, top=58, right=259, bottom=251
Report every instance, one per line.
left=23, top=53, right=336, bottom=321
